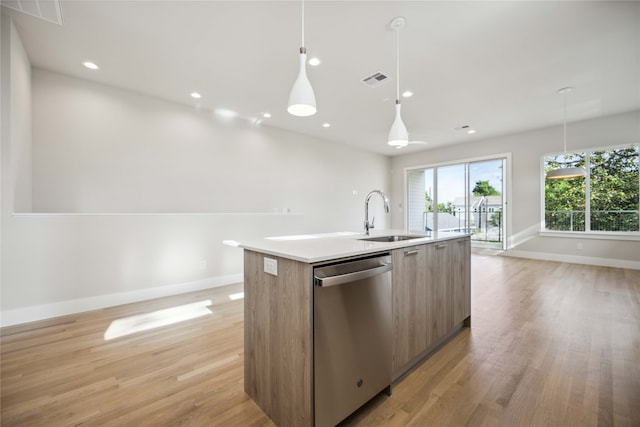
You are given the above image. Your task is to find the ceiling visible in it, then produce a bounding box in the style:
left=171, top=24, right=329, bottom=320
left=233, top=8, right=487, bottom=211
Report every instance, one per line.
left=3, top=1, right=639, bottom=156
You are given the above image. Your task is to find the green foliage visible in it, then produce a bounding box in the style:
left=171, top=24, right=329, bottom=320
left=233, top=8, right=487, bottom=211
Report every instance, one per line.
left=590, top=148, right=639, bottom=231
left=438, top=201, right=454, bottom=213
left=490, top=210, right=502, bottom=228
left=472, top=180, right=500, bottom=196
left=424, top=191, right=433, bottom=212
left=544, top=147, right=639, bottom=231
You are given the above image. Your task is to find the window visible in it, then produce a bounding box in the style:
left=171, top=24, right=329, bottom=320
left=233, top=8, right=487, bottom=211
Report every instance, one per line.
left=543, top=145, right=639, bottom=233
left=406, top=156, right=508, bottom=250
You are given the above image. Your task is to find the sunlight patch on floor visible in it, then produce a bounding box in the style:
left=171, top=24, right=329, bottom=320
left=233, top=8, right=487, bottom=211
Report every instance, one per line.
left=104, top=300, right=212, bottom=340
left=228, top=292, right=244, bottom=301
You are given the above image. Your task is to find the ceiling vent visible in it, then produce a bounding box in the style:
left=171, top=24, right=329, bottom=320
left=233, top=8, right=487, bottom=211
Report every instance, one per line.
left=1, top=0, right=63, bottom=25
left=361, top=72, right=389, bottom=88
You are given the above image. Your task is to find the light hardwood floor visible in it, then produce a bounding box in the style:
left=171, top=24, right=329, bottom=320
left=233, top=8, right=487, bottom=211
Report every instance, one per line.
left=1, top=255, right=639, bottom=426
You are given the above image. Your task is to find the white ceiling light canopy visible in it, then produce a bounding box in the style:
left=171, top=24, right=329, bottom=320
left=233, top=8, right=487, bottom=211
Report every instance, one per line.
left=287, top=0, right=317, bottom=117
left=546, top=87, right=587, bottom=180
left=387, top=16, right=409, bottom=148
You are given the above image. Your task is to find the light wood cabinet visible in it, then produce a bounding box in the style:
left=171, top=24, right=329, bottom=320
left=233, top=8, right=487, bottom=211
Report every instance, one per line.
left=393, top=236, right=471, bottom=378
left=426, top=240, right=450, bottom=347
left=244, top=250, right=313, bottom=427
left=451, top=237, right=471, bottom=326
left=392, top=245, right=428, bottom=374
left=428, top=237, right=472, bottom=345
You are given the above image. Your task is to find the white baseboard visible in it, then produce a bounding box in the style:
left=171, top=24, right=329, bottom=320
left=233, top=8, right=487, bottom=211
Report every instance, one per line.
left=501, top=250, right=640, bottom=270
left=0, top=273, right=243, bottom=328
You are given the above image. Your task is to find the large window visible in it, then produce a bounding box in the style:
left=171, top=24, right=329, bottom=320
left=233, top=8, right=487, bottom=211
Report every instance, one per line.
left=543, top=145, right=639, bottom=233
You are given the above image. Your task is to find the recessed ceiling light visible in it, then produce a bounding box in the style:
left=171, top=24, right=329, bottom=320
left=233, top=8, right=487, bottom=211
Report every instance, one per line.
left=401, top=91, right=414, bottom=98
left=308, top=57, right=321, bottom=66
left=322, top=123, right=331, bottom=128
left=214, top=108, right=238, bottom=119
left=263, top=113, right=271, bottom=118
left=190, top=92, right=202, bottom=99
left=83, top=61, right=99, bottom=70
left=467, top=129, right=476, bottom=134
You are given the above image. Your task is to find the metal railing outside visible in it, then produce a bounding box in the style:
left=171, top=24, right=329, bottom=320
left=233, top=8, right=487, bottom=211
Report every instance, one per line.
left=424, top=208, right=503, bottom=244
left=545, top=210, right=639, bottom=232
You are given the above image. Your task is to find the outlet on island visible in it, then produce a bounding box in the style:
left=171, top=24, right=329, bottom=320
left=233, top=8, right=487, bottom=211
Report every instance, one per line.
left=264, top=257, right=278, bottom=276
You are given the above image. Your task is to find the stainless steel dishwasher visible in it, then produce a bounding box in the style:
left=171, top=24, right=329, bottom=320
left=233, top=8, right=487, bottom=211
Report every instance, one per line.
left=313, top=254, right=392, bottom=427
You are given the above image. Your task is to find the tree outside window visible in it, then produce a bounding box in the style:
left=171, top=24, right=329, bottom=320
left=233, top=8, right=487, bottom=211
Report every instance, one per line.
left=544, top=146, right=639, bottom=233
left=590, top=148, right=639, bottom=231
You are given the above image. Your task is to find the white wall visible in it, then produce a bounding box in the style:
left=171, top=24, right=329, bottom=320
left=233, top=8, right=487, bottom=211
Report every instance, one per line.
left=1, top=24, right=391, bottom=326
left=390, top=110, right=640, bottom=268
left=31, top=69, right=389, bottom=216
left=2, top=16, right=32, bottom=213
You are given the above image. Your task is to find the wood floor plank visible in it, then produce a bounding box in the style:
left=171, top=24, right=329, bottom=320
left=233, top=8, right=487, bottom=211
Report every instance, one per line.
left=2, top=255, right=639, bottom=426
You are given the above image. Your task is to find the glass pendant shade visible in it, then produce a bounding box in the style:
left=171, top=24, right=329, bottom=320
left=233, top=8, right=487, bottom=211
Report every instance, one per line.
left=288, top=51, right=316, bottom=117
left=387, top=103, right=408, bottom=147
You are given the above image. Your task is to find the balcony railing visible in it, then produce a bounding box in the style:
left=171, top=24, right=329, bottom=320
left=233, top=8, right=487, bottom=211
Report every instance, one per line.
left=423, top=208, right=503, bottom=244
left=545, top=210, right=639, bottom=232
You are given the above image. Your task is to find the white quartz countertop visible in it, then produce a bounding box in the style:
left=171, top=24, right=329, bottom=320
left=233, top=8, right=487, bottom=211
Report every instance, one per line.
left=224, top=230, right=470, bottom=264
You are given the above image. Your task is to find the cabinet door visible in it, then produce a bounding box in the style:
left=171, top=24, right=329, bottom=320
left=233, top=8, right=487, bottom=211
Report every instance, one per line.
left=392, top=245, right=427, bottom=374
left=426, top=241, right=451, bottom=347
left=451, top=237, right=471, bottom=325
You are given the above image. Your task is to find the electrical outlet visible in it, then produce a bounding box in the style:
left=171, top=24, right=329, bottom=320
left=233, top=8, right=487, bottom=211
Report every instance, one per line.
left=264, top=257, right=278, bottom=276
left=576, top=242, right=583, bottom=251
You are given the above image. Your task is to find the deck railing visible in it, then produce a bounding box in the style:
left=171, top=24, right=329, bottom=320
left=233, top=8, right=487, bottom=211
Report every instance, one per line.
left=545, top=210, right=639, bottom=232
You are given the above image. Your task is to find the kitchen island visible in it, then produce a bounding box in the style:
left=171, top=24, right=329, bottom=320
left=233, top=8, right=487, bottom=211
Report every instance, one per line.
left=231, top=230, right=471, bottom=427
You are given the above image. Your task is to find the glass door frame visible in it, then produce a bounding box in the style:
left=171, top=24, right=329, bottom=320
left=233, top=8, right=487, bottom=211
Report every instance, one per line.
left=403, top=152, right=512, bottom=250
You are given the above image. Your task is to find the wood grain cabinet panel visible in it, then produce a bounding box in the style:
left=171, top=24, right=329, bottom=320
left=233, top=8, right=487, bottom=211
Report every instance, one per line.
left=451, top=238, right=471, bottom=326
left=426, top=240, right=451, bottom=346
left=426, top=237, right=472, bottom=347
left=392, top=245, right=428, bottom=375
left=244, top=250, right=313, bottom=427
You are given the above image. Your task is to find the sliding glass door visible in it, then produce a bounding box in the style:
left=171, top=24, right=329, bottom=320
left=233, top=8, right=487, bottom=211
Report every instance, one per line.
left=436, top=164, right=467, bottom=232
left=406, top=156, right=507, bottom=250
left=468, top=159, right=505, bottom=248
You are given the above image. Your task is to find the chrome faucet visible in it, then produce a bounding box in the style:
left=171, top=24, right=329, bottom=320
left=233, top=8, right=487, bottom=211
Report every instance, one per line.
left=364, top=190, right=390, bottom=235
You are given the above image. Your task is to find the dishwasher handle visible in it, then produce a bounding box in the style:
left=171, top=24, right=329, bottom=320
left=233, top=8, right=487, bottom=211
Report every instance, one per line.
left=315, top=263, right=392, bottom=288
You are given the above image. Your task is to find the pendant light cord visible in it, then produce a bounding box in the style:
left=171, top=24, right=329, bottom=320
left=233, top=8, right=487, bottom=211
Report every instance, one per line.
left=396, top=25, right=400, bottom=103
left=301, top=0, right=305, bottom=48
left=562, top=89, right=567, bottom=156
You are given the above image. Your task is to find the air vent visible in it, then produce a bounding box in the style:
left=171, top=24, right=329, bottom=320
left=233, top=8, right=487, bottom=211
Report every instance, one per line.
left=361, top=72, right=389, bottom=88
left=1, top=0, right=63, bottom=25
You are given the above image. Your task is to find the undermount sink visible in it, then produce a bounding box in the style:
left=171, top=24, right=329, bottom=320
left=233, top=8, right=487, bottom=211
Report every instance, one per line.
left=359, top=234, right=426, bottom=243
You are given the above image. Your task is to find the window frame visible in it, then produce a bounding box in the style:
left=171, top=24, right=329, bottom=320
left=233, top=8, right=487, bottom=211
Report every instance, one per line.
left=540, top=143, right=640, bottom=240
left=404, top=152, right=512, bottom=249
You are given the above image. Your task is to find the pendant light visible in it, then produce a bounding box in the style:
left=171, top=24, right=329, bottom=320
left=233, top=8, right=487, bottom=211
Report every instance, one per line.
left=288, top=0, right=316, bottom=117
left=388, top=17, right=408, bottom=147
left=546, top=87, right=587, bottom=180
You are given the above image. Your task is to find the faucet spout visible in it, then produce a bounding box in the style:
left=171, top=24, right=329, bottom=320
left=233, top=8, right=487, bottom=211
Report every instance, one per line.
left=364, top=190, right=390, bottom=235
